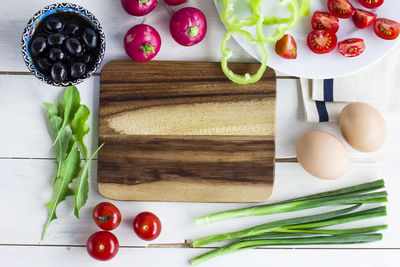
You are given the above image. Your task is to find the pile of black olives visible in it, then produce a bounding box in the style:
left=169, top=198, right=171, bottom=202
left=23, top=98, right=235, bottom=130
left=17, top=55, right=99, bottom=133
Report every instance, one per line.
left=29, top=12, right=101, bottom=83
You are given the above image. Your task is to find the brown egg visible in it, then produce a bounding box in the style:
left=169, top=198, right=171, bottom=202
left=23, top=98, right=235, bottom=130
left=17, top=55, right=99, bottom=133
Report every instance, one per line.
left=296, top=131, right=349, bottom=180
left=339, top=102, right=386, bottom=152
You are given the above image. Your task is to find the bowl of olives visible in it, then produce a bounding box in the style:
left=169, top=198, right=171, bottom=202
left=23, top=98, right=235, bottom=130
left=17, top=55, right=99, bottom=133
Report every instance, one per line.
left=22, top=3, right=105, bottom=86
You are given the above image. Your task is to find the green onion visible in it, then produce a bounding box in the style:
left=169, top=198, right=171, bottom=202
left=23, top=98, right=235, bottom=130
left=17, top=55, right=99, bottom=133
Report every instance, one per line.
left=190, top=234, right=383, bottom=266
left=193, top=205, right=385, bottom=247
left=195, top=190, right=387, bottom=225
left=191, top=180, right=387, bottom=265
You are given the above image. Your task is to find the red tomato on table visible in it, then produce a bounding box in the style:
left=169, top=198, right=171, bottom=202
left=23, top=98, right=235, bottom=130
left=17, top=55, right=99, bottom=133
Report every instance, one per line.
left=133, top=211, right=162, bottom=241
left=93, top=202, right=121, bottom=231
left=87, top=231, right=119, bottom=261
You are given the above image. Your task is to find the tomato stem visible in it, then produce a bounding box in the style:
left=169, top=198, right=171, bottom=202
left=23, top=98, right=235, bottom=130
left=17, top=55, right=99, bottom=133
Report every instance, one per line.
left=188, top=26, right=200, bottom=37
left=140, top=43, right=155, bottom=58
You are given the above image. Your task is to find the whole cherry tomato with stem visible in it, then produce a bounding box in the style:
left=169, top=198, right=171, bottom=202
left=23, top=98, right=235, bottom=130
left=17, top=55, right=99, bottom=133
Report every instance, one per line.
left=133, top=211, right=162, bottom=241
left=93, top=202, right=121, bottom=231
left=87, top=231, right=119, bottom=261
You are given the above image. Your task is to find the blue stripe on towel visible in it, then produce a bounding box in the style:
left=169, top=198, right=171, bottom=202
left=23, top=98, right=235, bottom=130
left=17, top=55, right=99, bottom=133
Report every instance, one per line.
left=316, top=101, right=329, bottom=122
left=323, top=79, right=334, bottom=102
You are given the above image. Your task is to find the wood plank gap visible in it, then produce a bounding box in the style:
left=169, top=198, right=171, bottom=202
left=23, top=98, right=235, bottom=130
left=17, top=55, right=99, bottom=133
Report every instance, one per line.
left=276, top=158, right=298, bottom=163
left=0, top=71, right=100, bottom=76
left=0, top=157, right=97, bottom=161
left=276, top=76, right=299, bottom=79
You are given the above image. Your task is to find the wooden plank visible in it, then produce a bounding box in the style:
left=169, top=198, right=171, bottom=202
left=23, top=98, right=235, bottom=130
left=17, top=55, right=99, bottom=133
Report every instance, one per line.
left=1, top=246, right=399, bottom=267
left=0, top=159, right=397, bottom=248
left=98, top=60, right=276, bottom=202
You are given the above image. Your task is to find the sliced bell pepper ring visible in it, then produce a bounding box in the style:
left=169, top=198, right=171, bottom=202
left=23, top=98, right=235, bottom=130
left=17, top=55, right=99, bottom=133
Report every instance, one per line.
left=220, top=0, right=263, bottom=30
left=221, top=30, right=268, bottom=84
left=257, top=0, right=300, bottom=43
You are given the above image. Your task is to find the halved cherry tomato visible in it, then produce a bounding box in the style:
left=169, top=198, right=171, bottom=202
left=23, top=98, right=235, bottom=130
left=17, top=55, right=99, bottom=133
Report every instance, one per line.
left=352, top=9, right=377, bottom=29
left=311, top=11, right=339, bottom=33
left=338, top=38, right=365, bottom=57
left=358, top=0, right=384, bottom=9
left=133, top=212, right=162, bottom=241
left=374, top=18, right=400, bottom=40
left=93, top=202, right=122, bottom=231
left=307, top=29, right=338, bottom=54
left=87, top=231, right=119, bottom=261
left=327, top=0, right=354, bottom=19
left=275, top=34, right=297, bottom=59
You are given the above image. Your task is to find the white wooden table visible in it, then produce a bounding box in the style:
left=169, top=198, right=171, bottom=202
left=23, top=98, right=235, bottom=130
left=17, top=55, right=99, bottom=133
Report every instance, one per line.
left=1, top=1, right=399, bottom=266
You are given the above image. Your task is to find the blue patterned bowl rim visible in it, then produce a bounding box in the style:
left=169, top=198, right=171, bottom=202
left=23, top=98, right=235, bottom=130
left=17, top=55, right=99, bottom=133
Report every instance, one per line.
left=21, top=3, right=106, bottom=87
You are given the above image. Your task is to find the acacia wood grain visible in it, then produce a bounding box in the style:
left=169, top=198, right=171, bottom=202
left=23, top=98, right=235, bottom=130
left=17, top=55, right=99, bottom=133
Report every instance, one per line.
left=98, top=60, right=276, bottom=202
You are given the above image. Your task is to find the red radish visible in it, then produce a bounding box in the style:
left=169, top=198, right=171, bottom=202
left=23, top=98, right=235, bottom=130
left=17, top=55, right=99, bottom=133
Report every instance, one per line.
left=121, top=0, right=158, bottom=16
left=170, top=7, right=207, bottom=46
left=124, top=24, right=161, bottom=62
left=164, top=0, right=187, bottom=5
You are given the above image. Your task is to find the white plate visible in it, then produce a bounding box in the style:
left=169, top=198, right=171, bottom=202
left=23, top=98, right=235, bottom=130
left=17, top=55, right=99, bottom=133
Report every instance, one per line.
left=214, top=0, right=400, bottom=79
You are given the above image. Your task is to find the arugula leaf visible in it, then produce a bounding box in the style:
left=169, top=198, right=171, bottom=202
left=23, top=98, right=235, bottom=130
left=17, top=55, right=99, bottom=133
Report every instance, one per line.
left=42, top=142, right=81, bottom=239
left=44, top=103, right=58, bottom=120
left=74, top=143, right=104, bottom=218
left=53, top=86, right=81, bottom=145
left=71, top=105, right=90, bottom=159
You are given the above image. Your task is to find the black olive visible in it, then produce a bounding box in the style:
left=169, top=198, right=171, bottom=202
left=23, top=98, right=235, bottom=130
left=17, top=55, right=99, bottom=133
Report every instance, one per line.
left=35, top=58, right=52, bottom=74
left=48, top=33, right=66, bottom=46
left=45, top=15, right=65, bottom=32
left=65, top=38, right=84, bottom=56
left=82, top=28, right=98, bottom=49
left=70, top=62, right=87, bottom=79
left=82, top=54, right=92, bottom=64
left=30, top=37, right=47, bottom=56
left=48, top=48, right=66, bottom=62
left=65, top=22, right=80, bottom=36
left=51, top=62, right=68, bottom=83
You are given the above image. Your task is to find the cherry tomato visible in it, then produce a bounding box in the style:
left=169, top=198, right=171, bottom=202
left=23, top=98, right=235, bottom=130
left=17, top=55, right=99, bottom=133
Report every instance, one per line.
left=133, top=212, right=161, bottom=241
left=87, top=231, right=119, bottom=261
left=93, top=202, right=121, bottom=231
left=327, top=0, right=354, bottom=19
left=311, top=11, right=339, bottom=33
left=374, top=18, right=400, bottom=40
left=307, top=29, right=338, bottom=54
left=338, top=38, right=365, bottom=57
left=352, top=9, right=377, bottom=29
left=358, top=0, right=384, bottom=9
left=275, top=34, right=297, bottom=59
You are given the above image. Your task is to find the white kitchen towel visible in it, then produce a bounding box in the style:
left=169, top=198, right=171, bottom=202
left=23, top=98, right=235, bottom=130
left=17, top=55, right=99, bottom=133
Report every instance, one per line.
left=301, top=42, right=400, bottom=122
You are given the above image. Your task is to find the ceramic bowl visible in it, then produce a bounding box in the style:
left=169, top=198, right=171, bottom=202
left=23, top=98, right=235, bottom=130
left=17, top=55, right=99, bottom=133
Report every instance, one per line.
left=21, top=3, right=106, bottom=86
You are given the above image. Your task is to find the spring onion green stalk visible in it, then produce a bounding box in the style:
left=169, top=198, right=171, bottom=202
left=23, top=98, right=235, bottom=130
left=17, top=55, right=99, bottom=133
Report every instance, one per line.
left=193, top=205, right=386, bottom=247
left=195, top=179, right=386, bottom=225
left=190, top=234, right=383, bottom=266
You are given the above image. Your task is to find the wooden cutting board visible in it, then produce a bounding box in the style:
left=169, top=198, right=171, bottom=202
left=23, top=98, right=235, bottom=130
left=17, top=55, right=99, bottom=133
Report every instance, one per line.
left=98, top=60, right=276, bottom=202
